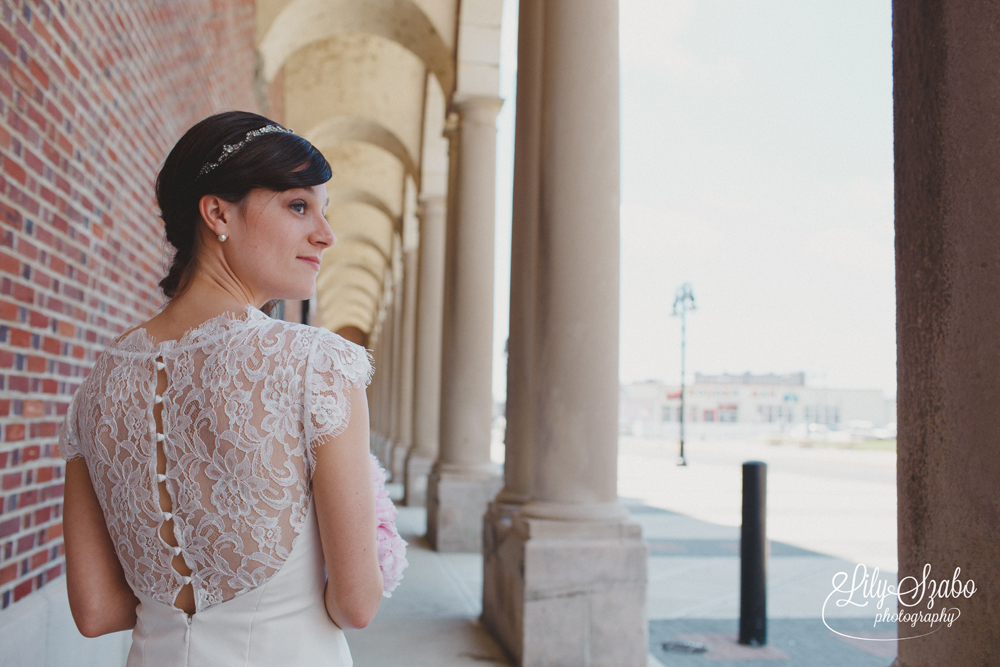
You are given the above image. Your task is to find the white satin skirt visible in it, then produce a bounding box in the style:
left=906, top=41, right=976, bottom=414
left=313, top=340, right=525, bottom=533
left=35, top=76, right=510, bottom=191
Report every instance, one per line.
left=125, top=506, right=353, bottom=666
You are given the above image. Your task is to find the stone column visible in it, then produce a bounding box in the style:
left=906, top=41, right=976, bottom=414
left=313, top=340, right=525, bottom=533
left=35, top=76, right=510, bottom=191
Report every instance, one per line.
left=483, top=0, right=540, bottom=638
left=483, top=2, right=647, bottom=664
left=405, top=196, right=447, bottom=507
left=368, top=324, right=385, bottom=455
left=893, top=3, right=1000, bottom=664
left=386, top=262, right=405, bottom=476
left=493, top=0, right=540, bottom=513
left=374, top=298, right=395, bottom=467
left=366, top=340, right=378, bottom=451
left=390, top=248, right=418, bottom=482
left=426, top=95, right=504, bottom=552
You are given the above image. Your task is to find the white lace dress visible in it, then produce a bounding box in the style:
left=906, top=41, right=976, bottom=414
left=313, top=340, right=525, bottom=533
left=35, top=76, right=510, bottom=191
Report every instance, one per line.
left=59, top=306, right=377, bottom=666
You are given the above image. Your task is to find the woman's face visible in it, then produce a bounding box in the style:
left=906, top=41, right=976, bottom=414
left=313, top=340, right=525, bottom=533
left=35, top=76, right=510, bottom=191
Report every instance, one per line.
left=223, top=183, right=333, bottom=303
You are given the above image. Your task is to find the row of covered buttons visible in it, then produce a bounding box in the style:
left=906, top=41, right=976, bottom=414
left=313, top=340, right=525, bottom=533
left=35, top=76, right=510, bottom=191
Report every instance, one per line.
left=153, top=356, right=191, bottom=586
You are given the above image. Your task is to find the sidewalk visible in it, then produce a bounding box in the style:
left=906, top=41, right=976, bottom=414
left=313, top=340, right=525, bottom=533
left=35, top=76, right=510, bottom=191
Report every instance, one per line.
left=344, top=501, right=510, bottom=667
left=347, top=438, right=899, bottom=666
left=634, top=502, right=896, bottom=666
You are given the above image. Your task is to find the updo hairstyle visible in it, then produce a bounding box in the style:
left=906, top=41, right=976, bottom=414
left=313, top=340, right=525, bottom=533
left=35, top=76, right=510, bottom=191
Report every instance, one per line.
left=155, top=111, right=333, bottom=299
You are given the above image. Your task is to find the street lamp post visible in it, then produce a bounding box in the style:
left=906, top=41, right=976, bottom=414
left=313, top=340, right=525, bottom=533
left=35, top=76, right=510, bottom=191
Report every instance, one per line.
left=672, top=282, right=696, bottom=466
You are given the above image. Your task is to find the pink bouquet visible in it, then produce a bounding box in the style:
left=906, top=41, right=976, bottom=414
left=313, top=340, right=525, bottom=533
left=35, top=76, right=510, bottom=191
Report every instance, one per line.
left=370, top=455, right=408, bottom=597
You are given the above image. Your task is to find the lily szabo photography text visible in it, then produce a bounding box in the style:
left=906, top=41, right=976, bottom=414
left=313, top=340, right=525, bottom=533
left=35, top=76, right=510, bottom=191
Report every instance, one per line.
left=824, top=563, right=976, bottom=640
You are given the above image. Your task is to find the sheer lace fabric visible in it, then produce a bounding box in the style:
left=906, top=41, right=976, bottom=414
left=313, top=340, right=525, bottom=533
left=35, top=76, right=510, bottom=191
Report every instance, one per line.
left=59, top=306, right=373, bottom=613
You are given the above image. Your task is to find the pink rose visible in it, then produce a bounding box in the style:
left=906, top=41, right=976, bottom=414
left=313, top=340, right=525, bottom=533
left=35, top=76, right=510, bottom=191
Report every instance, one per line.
left=370, top=455, right=408, bottom=596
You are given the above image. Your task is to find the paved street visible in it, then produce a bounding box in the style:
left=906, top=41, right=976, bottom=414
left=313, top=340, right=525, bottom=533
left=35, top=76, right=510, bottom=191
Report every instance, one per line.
left=619, top=435, right=898, bottom=573
left=621, top=435, right=900, bottom=665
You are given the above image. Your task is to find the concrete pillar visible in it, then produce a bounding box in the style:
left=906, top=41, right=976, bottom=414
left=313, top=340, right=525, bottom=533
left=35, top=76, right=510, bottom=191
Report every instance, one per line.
left=386, top=255, right=405, bottom=477
left=483, top=0, right=541, bottom=644
left=426, top=95, right=504, bottom=552
left=492, top=0, right=541, bottom=513
left=893, top=3, right=1000, bottom=663
left=405, top=195, right=447, bottom=507
left=374, top=296, right=394, bottom=467
left=367, top=325, right=383, bottom=455
left=482, top=2, right=647, bottom=664
left=390, top=248, right=418, bottom=482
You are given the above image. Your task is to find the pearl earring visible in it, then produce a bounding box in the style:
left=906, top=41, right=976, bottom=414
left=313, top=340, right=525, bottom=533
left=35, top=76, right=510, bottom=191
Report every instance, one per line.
left=218, top=234, right=228, bottom=242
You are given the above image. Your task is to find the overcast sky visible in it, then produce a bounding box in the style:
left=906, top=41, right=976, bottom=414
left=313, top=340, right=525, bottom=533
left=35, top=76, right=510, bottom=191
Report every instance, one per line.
left=492, top=0, right=895, bottom=400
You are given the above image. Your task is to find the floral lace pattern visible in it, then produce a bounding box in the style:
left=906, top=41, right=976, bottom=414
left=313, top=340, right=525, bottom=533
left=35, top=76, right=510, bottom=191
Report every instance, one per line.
left=59, top=306, right=373, bottom=613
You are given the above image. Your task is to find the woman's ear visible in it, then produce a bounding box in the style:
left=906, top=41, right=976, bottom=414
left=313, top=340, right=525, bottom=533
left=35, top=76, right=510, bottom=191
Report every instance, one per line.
left=198, top=194, right=230, bottom=238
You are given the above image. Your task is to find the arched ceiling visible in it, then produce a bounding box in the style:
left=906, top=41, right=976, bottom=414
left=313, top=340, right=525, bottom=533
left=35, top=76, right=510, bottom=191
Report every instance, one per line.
left=256, top=0, right=504, bottom=338
left=284, top=34, right=426, bottom=161
left=331, top=235, right=392, bottom=267
left=258, top=0, right=455, bottom=94
left=327, top=185, right=399, bottom=233
left=309, top=118, right=418, bottom=185
left=319, top=140, right=407, bottom=221
left=329, top=204, right=396, bottom=256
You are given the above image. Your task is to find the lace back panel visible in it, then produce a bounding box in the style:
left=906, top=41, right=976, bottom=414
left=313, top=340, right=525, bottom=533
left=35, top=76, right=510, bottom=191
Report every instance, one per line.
left=59, top=307, right=373, bottom=613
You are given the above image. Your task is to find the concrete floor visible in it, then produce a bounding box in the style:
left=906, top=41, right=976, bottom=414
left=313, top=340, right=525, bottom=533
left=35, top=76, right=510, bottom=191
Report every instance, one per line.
left=346, top=436, right=899, bottom=666
left=344, top=503, right=511, bottom=667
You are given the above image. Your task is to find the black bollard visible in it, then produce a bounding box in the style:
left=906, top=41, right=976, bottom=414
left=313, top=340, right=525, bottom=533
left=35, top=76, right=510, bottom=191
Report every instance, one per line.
left=739, top=461, right=767, bottom=646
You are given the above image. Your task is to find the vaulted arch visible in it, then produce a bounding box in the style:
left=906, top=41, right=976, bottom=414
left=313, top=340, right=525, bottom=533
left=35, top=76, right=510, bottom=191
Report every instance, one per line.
left=259, top=0, right=454, bottom=95
left=318, top=294, right=378, bottom=335
left=317, top=264, right=383, bottom=304
left=322, top=261, right=384, bottom=289
left=310, top=117, right=419, bottom=185
left=320, top=282, right=383, bottom=307
left=318, top=282, right=380, bottom=332
left=329, top=235, right=393, bottom=266
left=327, top=186, right=401, bottom=234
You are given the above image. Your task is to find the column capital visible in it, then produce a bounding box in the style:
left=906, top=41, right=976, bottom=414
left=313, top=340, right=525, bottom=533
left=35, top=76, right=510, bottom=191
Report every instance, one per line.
left=443, top=110, right=460, bottom=139
left=451, top=94, right=504, bottom=125
left=417, top=193, right=447, bottom=218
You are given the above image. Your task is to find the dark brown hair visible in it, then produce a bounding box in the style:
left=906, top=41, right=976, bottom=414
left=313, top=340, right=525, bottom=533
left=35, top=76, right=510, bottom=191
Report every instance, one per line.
left=156, top=111, right=332, bottom=299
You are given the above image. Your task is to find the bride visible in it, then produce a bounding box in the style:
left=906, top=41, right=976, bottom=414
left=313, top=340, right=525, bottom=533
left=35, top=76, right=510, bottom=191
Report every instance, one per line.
left=58, top=111, right=406, bottom=666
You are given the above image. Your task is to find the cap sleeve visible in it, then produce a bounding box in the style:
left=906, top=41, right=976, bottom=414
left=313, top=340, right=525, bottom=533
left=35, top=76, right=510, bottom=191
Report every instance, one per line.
left=58, top=393, right=82, bottom=461
left=304, top=328, right=374, bottom=459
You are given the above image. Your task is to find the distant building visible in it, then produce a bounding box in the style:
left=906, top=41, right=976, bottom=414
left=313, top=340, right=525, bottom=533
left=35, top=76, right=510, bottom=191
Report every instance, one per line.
left=620, top=372, right=895, bottom=437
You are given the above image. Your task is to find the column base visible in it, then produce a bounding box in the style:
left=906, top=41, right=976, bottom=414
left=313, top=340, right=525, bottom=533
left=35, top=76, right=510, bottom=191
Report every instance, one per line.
left=389, top=441, right=410, bottom=485
left=482, top=513, right=649, bottom=667
left=403, top=453, right=434, bottom=507
left=370, top=433, right=393, bottom=474
left=426, top=466, right=502, bottom=552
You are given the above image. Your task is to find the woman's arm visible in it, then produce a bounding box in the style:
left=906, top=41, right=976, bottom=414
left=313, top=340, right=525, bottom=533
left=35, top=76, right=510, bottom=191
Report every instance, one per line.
left=63, top=459, right=139, bottom=637
left=312, top=385, right=383, bottom=629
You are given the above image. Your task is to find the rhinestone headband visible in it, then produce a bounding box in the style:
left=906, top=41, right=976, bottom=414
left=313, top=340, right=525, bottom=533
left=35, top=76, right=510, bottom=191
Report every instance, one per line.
left=198, top=125, right=295, bottom=177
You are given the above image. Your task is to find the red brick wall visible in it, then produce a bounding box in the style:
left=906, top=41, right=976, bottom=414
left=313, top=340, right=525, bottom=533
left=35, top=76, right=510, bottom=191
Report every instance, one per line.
left=0, top=0, right=265, bottom=610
